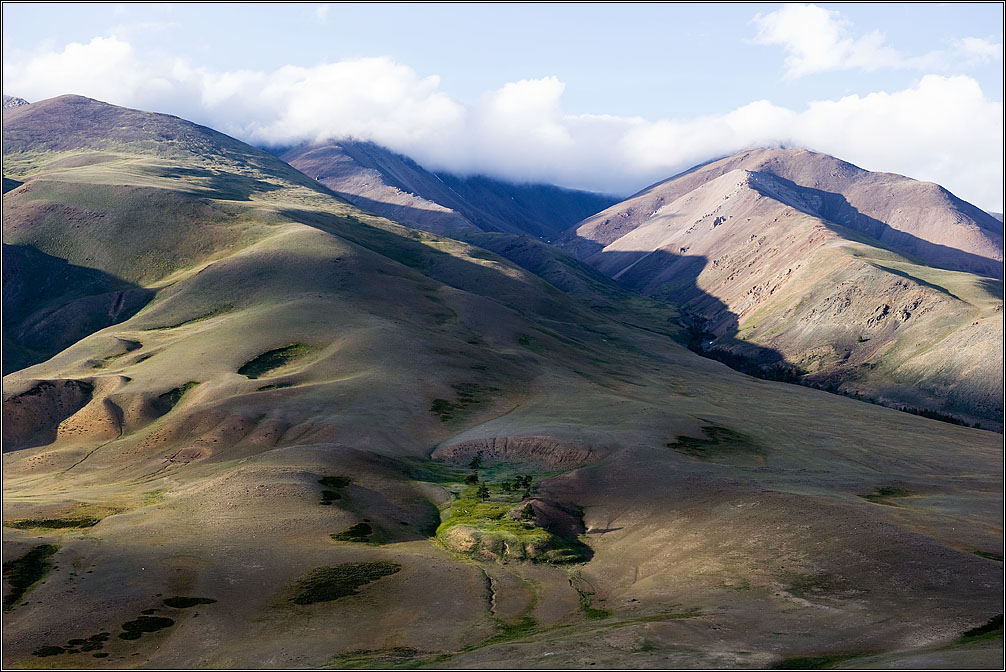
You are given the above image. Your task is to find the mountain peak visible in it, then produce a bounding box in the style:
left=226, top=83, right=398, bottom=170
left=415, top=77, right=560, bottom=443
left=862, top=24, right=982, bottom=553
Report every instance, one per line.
left=2, top=94, right=30, bottom=110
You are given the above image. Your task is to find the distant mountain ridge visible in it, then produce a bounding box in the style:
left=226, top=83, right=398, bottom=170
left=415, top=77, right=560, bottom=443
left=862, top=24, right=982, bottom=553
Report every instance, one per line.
left=557, top=148, right=1004, bottom=428
left=560, top=148, right=1002, bottom=278
left=282, top=140, right=618, bottom=240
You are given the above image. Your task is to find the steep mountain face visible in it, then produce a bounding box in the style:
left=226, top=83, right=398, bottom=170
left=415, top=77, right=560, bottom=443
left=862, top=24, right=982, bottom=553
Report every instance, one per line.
left=558, top=149, right=1004, bottom=428
left=2, top=99, right=1002, bottom=670
left=282, top=140, right=617, bottom=239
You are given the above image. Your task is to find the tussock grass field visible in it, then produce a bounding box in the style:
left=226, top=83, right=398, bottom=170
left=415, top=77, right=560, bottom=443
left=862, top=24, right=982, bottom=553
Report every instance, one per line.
left=2, top=97, right=1002, bottom=669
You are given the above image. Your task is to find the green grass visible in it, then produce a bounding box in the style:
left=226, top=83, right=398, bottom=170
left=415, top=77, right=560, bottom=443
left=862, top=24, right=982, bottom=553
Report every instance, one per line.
left=238, top=343, right=313, bottom=379
left=150, top=304, right=234, bottom=330
left=157, top=381, right=200, bottom=407
left=973, top=550, right=1003, bottom=562
left=2, top=544, right=58, bottom=611
left=430, top=382, right=501, bottom=422
left=290, top=561, right=401, bottom=605
left=958, top=614, right=1003, bottom=644
left=436, top=485, right=590, bottom=563
left=5, top=517, right=100, bottom=529
left=482, top=615, right=537, bottom=646
left=578, top=592, right=611, bottom=620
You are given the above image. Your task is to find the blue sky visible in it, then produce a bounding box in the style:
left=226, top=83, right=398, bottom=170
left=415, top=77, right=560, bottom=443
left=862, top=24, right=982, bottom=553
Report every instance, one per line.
left=3, top=3, right=1004, bottom=209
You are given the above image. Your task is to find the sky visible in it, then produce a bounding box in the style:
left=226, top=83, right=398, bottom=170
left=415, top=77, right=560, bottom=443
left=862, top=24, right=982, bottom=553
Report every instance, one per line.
left=2, top=2, right=1004, bottom=210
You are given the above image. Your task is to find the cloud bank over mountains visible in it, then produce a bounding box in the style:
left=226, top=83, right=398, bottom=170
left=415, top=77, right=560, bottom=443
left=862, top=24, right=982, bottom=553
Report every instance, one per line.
left=751, top=3, right=1002, bottom=79
left=3, top=12, right=1002, bottom=210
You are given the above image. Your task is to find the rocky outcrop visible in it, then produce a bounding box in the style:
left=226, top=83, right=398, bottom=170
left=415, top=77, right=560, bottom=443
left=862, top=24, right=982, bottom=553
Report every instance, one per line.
left=432, top=436, right=593, bottom=468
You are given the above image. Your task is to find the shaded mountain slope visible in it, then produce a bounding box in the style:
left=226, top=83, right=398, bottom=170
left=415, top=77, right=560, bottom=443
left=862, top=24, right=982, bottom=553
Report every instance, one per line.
left=282, top=140, right=616, bottom=239
left=558, top=151, right=1004, bottom=429
left=2, top=98, right=1001, bottom=670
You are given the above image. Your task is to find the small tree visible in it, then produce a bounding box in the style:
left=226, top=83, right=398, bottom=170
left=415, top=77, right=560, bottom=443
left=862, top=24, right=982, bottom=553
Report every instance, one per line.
left=465, top=472, right=479, bottom=484
left=469, top=451, right=483, bottom=470
left=520, top=504, right=535, bottom=522
left=477, top=484, right=490, bottom=501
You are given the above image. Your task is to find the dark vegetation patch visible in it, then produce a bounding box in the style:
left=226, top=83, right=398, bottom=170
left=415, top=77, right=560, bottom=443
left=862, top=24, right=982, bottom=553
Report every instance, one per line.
left=860, top=486, right=915, bottom=506
left=332, top=522, right=373, bottom=543
left=102, top=339, right=142, bottom=363
left=958, top=614, right=1003, bottom=644
left=152, top=304, right=233, bottom=330
left=974, top=550, right=1004, bottom=562
left=163, top=596, right=216, bottom=608
left=32, top=632, right=109, bottom=657
left=331, top=647, right=423, bottom=668
left=430, top=382, right=501, bottom=422
left=467, top=248, right=500, bottom=261
left=118, top=615, right=175, bottom=640
left=256, top=382, right=293, bottom=391
left=238, top=343, right=312, bottom=379
left=32, top=646, right=68, bottom=657
left=157, top=381, right=200, bottom=407
left=5, top=517, right=100, bottom=529
left=898, top=405, right=975, bottom=427
left=668, top=423, right=765, bottom=462
left=318, top=475, right=351, bottom=505
left=3, top=543, right=58, bottom=610
left=290, top=561, right=401, bottom=605
left=771, top=652, right=866, bottom=669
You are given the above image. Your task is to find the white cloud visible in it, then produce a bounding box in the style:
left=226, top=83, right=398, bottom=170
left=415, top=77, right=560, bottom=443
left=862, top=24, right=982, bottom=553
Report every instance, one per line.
left=955, top=37, right=1003, bottom=66
left=314, top=4, right=330, bottom=23
left=2, top=37, right=1002, bottom=211
left=752, top=4, right=902, bottom=78
left=752, top=3, right=1003, bottom=79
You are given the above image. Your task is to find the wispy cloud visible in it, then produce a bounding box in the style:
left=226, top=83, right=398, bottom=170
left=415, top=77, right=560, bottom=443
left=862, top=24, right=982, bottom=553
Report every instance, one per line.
left=751, top=3, right=1003, bottom=79
left=2, top=35, right=1002, bottom=210
left=314, top=4, right=330, bottom=23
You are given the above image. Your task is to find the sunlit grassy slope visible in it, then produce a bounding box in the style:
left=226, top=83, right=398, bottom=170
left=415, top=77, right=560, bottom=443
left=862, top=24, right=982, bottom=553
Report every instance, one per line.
left=2, top=97, right=1001, bottom=670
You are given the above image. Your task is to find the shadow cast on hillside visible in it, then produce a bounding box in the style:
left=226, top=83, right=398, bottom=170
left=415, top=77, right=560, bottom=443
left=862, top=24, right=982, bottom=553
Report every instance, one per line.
left=592, top=248, right=801, bottom=380
left=2, top=244, right=154, bottom=374
left=140, top=164, right=285, bottom=202
left=277, top=200, right=797, bottom=383
left=748, top=171, right=1003, bottom=279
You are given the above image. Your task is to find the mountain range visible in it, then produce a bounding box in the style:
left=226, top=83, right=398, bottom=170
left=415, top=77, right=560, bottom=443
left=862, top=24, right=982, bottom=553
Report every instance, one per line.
left=2, top=95, right=1002, bottom=669
left=279, top=139, right=1004, bottom=429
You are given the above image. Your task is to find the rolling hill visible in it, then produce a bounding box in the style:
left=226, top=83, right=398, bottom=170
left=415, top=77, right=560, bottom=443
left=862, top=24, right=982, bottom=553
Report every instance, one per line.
left=281, top=140, right=617, bottom=239
left=557, top=148, right=1004, bottom=429
left=2, top=97, right=1002, bottom=669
